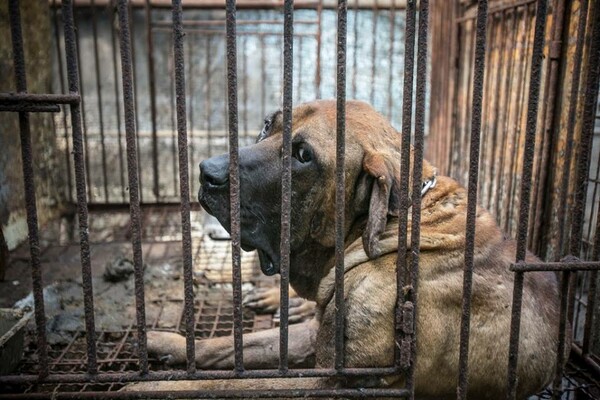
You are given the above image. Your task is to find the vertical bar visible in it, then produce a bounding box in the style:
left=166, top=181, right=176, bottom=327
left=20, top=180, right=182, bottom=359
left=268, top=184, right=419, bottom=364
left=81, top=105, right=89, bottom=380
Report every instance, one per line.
left=279, top=0, right=294, bottom=372
left=91, top=0, right=109, bottom=202
left=315, top=1, right=322, bottom=99
left=62, top=0, right=98, bottom=376
left=8, top=0, right=48, bottom=378
left=570, top=0, right=600, bottom=372
left=352, top=0, right=358, bottom=99
left=205, top=35, right=213, bottom=157
left=169, top=31, right=179, bottom=198
left=242, top=36, right=248, bottom=139
left=187, top=34, right=196, bottom=194
left=260, top=35, right=266, bottom=120
left=172, top=0, right=196, bottom=375
left=226, top=0, right=244, bottom=373
left=406, top=0, right=428, bottom=394
left=145, top=0, right=160, bottom=200
left=52, top=0, right=73, bottom=202
left=334, top=0, right=348, bottom=371
left=110, top=3, right=126, bottom=201
left=129, top=1, right=145, bottom=203
left=73, top=10, right=92, bottom=201
left=457, top=1, right=488, bottom=398
left=387, top=0, right=396, bottom=119
left=506, top=0, right=548, bottom=398
left=370, top=0, right=378, bottom=105
left=117, top=0, right=149, bottom=375
left=395, top=0, right=416, bottom=371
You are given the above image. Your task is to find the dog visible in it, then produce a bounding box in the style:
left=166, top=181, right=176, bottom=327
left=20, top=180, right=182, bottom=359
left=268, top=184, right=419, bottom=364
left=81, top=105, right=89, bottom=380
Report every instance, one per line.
left=132, top=100, right=564, bottom=399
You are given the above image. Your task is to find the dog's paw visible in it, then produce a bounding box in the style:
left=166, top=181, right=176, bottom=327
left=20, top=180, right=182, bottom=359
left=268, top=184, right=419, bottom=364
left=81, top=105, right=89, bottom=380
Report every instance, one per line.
left=146, top=331, right=187, bottom=365
left=274, top=297, right=316, bottom=324
left=243, top=287, right=281, bottom=313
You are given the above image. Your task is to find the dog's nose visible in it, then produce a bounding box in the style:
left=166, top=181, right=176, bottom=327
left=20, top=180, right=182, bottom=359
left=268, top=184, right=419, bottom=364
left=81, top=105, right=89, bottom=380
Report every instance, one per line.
left=200, top=155, right=229, bottom=187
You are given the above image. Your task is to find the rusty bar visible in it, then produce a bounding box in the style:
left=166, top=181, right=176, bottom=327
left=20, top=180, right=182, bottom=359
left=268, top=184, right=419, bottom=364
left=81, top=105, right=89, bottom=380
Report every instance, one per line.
left=387, top=0, right=396, bottom=119
left=279, top=0, right=294, bottom=372
left=90, top=0, right=109, bottom=201
left=395, top=0, right=415, bottom=371
left=457, top=1, right=488, bottom=398
left=51, top=0, right=73, bottom=201
left=510, top=261, right=600, bottom=272
left=334, top=0, right=348, bottom=372
left=0, top=388, right=410, bottom=400
left=242, top=36, right=248, bottom=138
left=456, top=0, right=537, bottom=22
left=370, top=0, right=378, bottom=105
left=260, top=35, right=266, bottom=120
left=506, top=0, right=547, bottom=398
left=73, top=10, right=92, bottom=201
left=117, top=0, right=149, bottom=374
left=153, top=19, right=318, bottom=27
left=129, top=0, right=144, bottom=203
left=315, top=0, right=322, bottom=98
left=110, top=2, right=127, bottom=201
left=145, top=0, right=160, bottom=200
left=407, top=0, right=428, bottom=394
left=225, top=0, right=244, bottom=373
left=206, top=35, right=213, bottom=157
left=171, top=0, right=196, bottom=374
left=7, top=0, right=49, bottom=378
left=531, top=0, right=568, bottom=251
left=0, top=366, right=402, bottom=386
left=62, top=0, right=98, bottom=376
left=351, top=0, right=358, bottom=98
left=187, top=32, right=196, bottom=191
left=169, top=31, right=179, bottom=197
left=556, top=0, right=588, bottom=256
left=0, top=93, right=81, bottom=103
left=0, top=104, right=60, bottom=112
left=576, top=0, right=600, bottom=358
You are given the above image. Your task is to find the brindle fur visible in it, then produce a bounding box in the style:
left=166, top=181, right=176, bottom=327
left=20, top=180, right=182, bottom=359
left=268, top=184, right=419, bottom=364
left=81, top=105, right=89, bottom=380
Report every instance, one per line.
left=126, top=100, right=563, bottom=399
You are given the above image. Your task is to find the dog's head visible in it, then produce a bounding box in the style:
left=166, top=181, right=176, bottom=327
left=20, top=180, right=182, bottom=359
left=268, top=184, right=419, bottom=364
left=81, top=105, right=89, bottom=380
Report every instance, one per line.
left=199, top=100, right=435, bottom=295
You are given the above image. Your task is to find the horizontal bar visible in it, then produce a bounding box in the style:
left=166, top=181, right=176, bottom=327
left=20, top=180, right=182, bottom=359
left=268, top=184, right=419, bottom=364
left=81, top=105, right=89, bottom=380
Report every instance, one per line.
left=571, top=343, right=600, bottom=377
left=49, top=0, right=407, bottom=10
left=0, top=388, right=410, bottom=400
left=0, top=367, right=401, bottom=385
left=510, top=261, right=600, bottom=272
left=0, top=93, right=80, bottom=104
left=152, top=19, right=318, bottom=27
left=0, top=104, right=60, bottom=112
left=152, top=27, right=318, bottom=37
left=456, top=0, right=536, bottom=22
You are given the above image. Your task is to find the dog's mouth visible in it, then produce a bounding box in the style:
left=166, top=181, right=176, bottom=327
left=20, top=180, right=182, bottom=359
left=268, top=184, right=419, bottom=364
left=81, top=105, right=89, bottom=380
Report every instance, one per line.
left=199, top=186, right=281, bottom=277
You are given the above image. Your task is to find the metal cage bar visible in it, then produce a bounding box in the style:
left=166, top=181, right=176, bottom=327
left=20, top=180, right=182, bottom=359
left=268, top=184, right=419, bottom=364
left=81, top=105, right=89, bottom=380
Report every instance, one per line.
left=61, top=0, right=99, bottom=376
left=506, top=0, right=548, bottom=397
left=334, top=0, right=348, bottom=372
left=116, top=0, right=149, bottom=375
left=279, top=0, right=294, bottom=372
left=457, top=0, right=488, bottom=397
left=171, top=0, right=197, bottom=374
left=6, top=0, right=49, bottom=378
left=225, top=0, right=244, bottom=373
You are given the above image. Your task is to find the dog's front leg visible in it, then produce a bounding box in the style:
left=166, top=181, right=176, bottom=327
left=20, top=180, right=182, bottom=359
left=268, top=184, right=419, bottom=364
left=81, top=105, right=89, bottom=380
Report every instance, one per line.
left=147, top=318, right=318, bottom=369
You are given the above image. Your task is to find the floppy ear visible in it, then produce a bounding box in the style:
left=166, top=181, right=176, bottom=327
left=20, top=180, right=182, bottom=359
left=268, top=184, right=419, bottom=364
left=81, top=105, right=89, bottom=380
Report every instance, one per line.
left=361, top=151, right=401, bottom=259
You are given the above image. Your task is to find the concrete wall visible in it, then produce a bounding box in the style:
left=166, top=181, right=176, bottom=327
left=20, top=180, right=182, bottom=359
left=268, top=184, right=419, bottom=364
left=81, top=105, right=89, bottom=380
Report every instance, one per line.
left=0, top=0, right=66, bottom=251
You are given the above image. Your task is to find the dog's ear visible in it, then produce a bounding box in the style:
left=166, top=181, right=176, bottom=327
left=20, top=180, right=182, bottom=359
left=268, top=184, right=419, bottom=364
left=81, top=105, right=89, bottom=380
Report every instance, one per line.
left=361, top=150, right=401, bottom=259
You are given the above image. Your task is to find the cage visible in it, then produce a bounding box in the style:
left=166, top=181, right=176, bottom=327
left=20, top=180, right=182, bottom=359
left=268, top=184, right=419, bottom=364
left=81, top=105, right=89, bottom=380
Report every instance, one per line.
left=0, top=0, right=599, bottom=398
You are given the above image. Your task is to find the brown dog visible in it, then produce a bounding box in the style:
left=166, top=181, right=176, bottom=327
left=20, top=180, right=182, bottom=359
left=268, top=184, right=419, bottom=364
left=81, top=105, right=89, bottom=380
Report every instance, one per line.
left=134, top=100, right=563, bottom=399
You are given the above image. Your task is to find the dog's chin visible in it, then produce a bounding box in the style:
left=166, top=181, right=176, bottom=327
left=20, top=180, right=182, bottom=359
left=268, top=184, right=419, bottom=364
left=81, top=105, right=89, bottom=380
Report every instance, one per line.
left=257, top=249, right=280, bottom=276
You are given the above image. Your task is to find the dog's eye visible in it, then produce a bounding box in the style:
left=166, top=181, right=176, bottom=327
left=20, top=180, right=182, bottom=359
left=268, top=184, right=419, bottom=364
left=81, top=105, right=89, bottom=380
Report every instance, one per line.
left=293, top=143, right=312, bottom=163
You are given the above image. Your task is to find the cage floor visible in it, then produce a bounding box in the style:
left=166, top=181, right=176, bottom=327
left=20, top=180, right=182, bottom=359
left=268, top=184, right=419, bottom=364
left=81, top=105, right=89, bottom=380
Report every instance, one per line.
left=1, top=207, right=599, bottom=398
